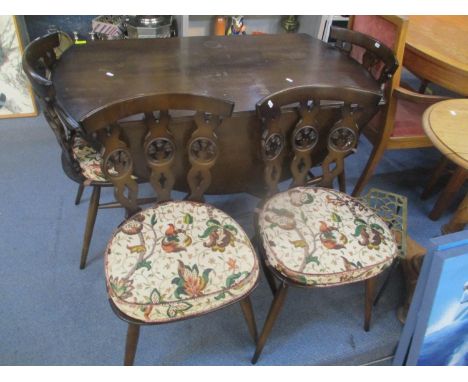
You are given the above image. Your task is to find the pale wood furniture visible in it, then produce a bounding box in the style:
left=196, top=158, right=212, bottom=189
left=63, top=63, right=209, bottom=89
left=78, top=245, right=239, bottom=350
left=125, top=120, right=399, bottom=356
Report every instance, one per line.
left=350, top=15, right=448, bottom=196
left=422, top=99, right=468, bottom=233
left=405, top=16, right=468, bottom=221
left=421, top=157, right=468, bottom=221
left=405, top=16, right=468, bottom=97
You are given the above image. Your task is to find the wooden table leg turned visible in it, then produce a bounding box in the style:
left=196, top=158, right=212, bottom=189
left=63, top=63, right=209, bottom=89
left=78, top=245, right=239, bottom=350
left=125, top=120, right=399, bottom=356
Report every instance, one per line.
left=398, top=235, right=427, bottom=324
left=442, top=192, right=468, bottom=234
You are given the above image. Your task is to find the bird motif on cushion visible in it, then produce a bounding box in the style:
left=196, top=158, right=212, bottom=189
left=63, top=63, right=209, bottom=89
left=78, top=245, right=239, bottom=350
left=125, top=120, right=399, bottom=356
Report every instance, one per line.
left=319, top=221, right=348, bottom=250
left=161, top=224, right=192, bottom=253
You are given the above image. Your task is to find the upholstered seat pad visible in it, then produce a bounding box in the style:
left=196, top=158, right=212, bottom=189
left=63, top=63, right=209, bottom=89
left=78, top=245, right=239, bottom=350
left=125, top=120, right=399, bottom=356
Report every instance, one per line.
left=105, top=201, right=259, bottom=323
left=392, top=98, right=432, bottom=137
left=259, top=187, right=397, bottom=287
left=364, top=97, right=433, bottom=140
left=72, top=136, right=107, bottom=183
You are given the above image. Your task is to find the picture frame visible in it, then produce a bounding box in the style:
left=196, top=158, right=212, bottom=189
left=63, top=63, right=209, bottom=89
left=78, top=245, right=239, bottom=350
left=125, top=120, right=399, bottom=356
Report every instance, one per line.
left=0, top=15, right=38, bottom=119
left=394, top=230, right=468, bottom=365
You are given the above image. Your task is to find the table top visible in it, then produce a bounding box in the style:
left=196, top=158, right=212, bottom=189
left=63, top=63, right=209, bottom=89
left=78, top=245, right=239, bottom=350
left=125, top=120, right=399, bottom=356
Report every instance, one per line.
left=52, top=33, right=382, bottom=121
left=422, top=99, right=468, bottom=169
left=405, top=16, right=468, bottom=95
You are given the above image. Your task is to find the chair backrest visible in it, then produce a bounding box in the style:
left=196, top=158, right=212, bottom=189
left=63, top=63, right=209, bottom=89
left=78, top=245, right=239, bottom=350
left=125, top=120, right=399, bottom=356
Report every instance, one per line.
left=329, top=16, right=404, bottom=86
left=80, top=93, right=234, bottom=215
left=22, top=32, right=81, bottom=176
left=347, top=16, right=408, bottom=93
left=22, top=32, right=60, bottom=101
left=256, top=85, right=381, bottom=196
left=344, top=16, right=411, bottom=147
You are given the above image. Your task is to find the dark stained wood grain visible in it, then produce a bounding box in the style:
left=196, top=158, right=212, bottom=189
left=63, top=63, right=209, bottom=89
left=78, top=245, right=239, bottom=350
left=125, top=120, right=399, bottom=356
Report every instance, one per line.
left=52, top=34, right=382, bottom=121
left=52, top=34, right=384, bottom=195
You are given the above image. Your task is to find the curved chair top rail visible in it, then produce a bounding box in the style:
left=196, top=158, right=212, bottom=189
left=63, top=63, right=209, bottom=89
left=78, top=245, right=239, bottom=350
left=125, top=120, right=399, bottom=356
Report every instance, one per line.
left=81, top=93, right=235, bottom=133
left=329, top=26, right=399, bottom=84
left=22, top=32, right=61, bottom=100
left=256, top=85, right=382, bottom=121
left=79, top=93, right=235, bottom=213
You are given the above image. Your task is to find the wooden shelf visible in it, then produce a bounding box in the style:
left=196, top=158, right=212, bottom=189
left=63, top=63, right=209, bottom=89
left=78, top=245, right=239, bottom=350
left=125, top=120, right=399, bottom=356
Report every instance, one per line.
left=176, top=15, right=329, bottom=38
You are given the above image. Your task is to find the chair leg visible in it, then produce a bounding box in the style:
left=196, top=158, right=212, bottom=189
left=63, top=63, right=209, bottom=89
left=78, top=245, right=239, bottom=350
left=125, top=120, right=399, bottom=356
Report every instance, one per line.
left=364, top=276, right=377, bottom=332
left=421, top=156, right=449, bottom=200
left=373, top=259, right=399, bottom=307
left=239, top=295, right=258, bottom=344
left=252, top=282, right=288, bottom=364
left=428, top=166, right=467, bottom=221
left=124, top=323, right=140, bottom=366
left=260, top=255, right=277, bottom=295
left=352, top=139, right=387, bottom=197
left=75, top=184, right=85, bottom=205
left=79, top=185, right=101, bottom=270
left=338, top=170, right=346, bottom=193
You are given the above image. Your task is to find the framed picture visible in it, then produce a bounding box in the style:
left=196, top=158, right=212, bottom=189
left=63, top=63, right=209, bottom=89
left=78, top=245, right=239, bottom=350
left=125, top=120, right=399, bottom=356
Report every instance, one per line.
left=0, top=15, right=38, bottom=119
left=394, top=230, right=468, bottom=365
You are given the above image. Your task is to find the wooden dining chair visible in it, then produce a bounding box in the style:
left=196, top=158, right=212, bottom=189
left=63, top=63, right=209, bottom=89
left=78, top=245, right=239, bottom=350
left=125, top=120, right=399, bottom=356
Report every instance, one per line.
left=250, top=85, right=399, bottom=364
left=327, top=21, right=398, bottom=193
left=22, top=32, right=81, bottom=176
left=329, top=16, right=449, bottom=197
left=22, top=32, right=149, bottom=270
left=80, top=93, right=259, bottom=365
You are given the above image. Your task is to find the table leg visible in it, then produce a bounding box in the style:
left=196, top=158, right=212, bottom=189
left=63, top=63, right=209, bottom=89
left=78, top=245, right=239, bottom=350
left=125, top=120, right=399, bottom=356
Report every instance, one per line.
left=442, top=192, right=468, bottom=234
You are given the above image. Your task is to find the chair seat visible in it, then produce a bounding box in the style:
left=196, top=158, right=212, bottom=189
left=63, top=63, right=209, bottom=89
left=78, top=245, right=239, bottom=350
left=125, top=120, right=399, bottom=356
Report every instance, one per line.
left=72, top=136, right=107, bottom=182
left=105, top=200, right=259, bottom=323
left=259, top=187, right=397, bottom=287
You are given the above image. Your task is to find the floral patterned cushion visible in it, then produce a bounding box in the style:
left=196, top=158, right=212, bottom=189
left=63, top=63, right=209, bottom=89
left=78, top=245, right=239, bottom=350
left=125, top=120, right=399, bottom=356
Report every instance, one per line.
left=105, top=201, right=259, bottom=323
left=259, top=187, right=398, bottom=287
left=72, top=136, right=107, bottom=183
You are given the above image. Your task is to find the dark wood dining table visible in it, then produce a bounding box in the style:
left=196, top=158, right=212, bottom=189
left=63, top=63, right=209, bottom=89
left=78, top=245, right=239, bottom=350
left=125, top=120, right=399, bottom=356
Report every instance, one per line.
left=52, top=33, right=383, bottom=194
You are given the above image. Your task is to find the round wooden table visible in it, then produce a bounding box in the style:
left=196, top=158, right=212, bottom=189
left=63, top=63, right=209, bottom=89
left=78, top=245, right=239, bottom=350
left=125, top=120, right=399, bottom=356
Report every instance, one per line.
left=423, top=99, right=468, bottom=233
left=405, top=16, right=468, bottom=96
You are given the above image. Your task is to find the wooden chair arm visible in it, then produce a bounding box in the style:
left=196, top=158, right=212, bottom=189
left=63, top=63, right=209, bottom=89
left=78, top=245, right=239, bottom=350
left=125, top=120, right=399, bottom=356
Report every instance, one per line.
left=399, top=81, right=419, bottom=93
left=394, top=86, right=450, bottom=104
